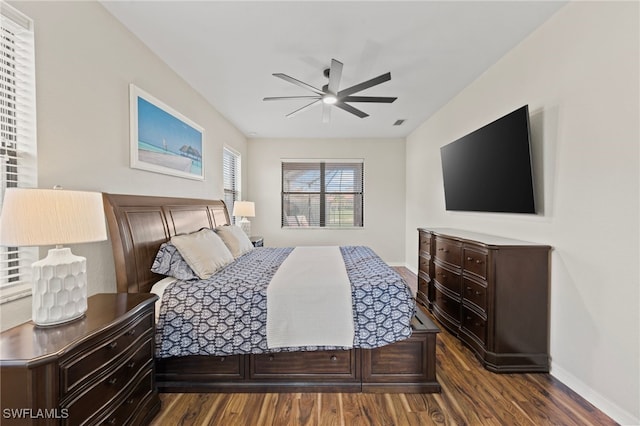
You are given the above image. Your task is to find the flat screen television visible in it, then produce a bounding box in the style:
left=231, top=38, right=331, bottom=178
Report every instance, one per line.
left=440, top=105, right=536, bottom=214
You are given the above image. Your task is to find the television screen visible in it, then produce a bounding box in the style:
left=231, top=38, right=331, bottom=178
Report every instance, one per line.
left=440, top=105, right=536, bottom=214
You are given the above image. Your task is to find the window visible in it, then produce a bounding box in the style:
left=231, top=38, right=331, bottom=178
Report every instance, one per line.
left=0, top=4, right=37, bottom=300
left=282, top=160, right=364, bottom=228
left=223, top=147, right=240, bottom=223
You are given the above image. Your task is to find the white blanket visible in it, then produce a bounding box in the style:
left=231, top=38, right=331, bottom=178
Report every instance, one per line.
left=266, top=246, right=355, bottom=348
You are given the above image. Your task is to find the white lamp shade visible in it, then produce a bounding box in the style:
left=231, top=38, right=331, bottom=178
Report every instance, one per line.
left=0, top=188, right=107, bottom=247
left=232, top=201, right=255, bottom=218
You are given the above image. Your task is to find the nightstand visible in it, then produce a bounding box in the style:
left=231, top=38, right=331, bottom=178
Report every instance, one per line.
left=250, top=236, right=264, bottom=247
left=0, top=293, right=160, bottom=426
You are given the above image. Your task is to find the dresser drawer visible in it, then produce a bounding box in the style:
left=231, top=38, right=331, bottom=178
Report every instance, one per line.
left=462, top=306, right=487, bottom=346
left=61, top=312, right=153, bottom=396
left=463, top=277, right=487, bottom=312
left=433, top=262, right=461, bottom=296
left=433, top=285, right=460, bottom=323
left=251, top=350, right=355, bottom=378
left=418, top=255, right=430, bottom=274
left=63, top=338, right=154, bottom=425
left=419, top=231, right=431, bottom=255
left=434, top=237, right=462, bottom=266
left=463, top=248, right=488, bottom=279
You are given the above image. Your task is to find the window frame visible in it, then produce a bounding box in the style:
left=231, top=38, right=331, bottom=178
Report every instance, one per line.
left=222, top=146, right=241, bottom=224
left=281, top=160, right=364, bottom=229
left=0, top=4, right=38, bottom=304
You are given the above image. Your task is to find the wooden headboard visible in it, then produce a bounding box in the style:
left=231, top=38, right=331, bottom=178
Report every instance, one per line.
left=102, top=193, right=230, bottom=293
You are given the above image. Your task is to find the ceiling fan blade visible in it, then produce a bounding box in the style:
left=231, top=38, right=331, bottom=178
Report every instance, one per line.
left=327, top=59, right=343, bottom=94
left=285, top=99, right=321, bottom=118
left=337, top=72, right=391, bottom=97
left=322, top=102, right=332, bottom=123
left=273, top=73, right=324, bottom=95
left=342, top=96, right=397, bottom=103
left=263, top=96, right=321, bottom=101
left=334, top=101, right=369, bottom=119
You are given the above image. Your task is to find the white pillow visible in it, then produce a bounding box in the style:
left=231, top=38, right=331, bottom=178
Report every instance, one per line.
left=215, top=225, right=254, bottom=258
left=170, top=229, right=234, bottom=279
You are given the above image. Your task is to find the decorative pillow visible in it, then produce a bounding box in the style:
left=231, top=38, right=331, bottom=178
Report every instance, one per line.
left=151, top=242, right=199, bottom=281
left=170, top=228, right=234, bottom=279
left=215, top=225, right=254, bottom=258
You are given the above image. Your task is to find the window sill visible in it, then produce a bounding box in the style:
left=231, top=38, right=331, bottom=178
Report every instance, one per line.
left=0, top=283, right=32, bottom=305
left=282, top=227, right=365, bottom=230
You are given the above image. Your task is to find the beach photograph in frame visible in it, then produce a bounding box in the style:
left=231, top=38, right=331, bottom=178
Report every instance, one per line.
left=130, top=84, right=204, bottom=180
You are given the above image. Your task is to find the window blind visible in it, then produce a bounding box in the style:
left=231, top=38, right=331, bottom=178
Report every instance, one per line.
left=282, top=161, right=364, bottom=228
left=223, top=147, right=240, bottom=223
left=0, top=4, right=37, bottom=294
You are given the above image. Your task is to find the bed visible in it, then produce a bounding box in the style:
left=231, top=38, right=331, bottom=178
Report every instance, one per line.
left=103, top=192, right=440, bottom=393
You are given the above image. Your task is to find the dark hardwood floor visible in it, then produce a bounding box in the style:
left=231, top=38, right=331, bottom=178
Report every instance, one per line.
left=149, top=268, right=616, bottom=426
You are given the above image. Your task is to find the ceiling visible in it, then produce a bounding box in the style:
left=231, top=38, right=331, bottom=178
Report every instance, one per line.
left=101, top=1, right=566, bottom=139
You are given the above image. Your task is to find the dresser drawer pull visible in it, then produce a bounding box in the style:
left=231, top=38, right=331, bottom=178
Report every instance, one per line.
left=219, top=356, right=226, bottom=362
left=108, top=377, right=118, bottom=385
left=467, top=256, right=483, bottom=265
left=126, top=398, right=135, bottom=405
left=126, top=329, right=136, bottom=336
left=330, top=355, right=337, bottom=361
left=466, top=287, right=482, bottom=296
left=438, top=248, right=449, bottom=253
left=108, top=341, right=118, bottom=349
left=437, top=272, right=446, bottom=278
left=126, top=361, right=136, bottom=369
left=269, top=354, right=275, bottom=361
left=107, top=417, right=117, bottom=425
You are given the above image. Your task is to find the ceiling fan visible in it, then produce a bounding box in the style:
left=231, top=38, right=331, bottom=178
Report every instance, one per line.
left=263, top=59, right=397, bottom=122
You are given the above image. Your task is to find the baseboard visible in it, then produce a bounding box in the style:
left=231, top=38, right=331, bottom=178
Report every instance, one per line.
left=551, top=362, right=639, bottom=425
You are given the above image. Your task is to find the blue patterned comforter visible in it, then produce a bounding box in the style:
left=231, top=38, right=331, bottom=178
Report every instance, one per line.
left=156, top=246, right=414, bottom=358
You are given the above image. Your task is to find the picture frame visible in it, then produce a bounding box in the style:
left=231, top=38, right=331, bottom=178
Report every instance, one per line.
left=129, top=84, right=204, bottom=180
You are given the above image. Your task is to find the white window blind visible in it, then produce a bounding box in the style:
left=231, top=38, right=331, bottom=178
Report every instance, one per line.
left=0, top=4, right=37, bottom=297
left=223, top=147, right=240, bottom=223
left=282, top=160, right=364, bottom=228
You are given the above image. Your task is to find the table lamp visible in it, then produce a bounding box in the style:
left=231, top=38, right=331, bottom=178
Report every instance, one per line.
left=0, top=187, right=107, bottom=326
left=232, top=201, right=255, bottom=236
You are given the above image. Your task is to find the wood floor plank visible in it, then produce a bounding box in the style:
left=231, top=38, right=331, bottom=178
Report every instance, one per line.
left=148, top=267, right=617, bottom=426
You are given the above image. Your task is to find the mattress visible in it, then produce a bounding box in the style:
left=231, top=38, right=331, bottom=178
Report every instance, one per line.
left=153, top=246, right=414, bottom=358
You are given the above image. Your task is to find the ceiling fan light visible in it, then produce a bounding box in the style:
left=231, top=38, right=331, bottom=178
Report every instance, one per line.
left=322, top=94, right=337, bottom=105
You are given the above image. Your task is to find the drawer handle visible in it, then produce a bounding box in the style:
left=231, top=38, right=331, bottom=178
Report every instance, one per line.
left=466, top=287, right=482, bottom=296
left=108, top=377, right=118, bottom=385
left=126, top=398, right=135, bottom=405
left=438, top=248, right=449, bottom=253
left=268, top=354, right=275, bottom=361
left=467, top=256, right=483, bottom=265
left=127, top=361, right=136, bottom=369
left=107, top=418, right=117, bottom=425
left=219, top=356, right=226, bottom=362
left=126, top=329, right=136, bottom=336
left=108, top=341, right=118, bottom=350
left=330, top=355, right=337, bottom=361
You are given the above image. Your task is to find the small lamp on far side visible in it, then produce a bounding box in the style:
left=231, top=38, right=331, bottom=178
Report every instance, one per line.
left=232, top=201, right=255, bottom=237
left=0, top=187, right=107, bottom=326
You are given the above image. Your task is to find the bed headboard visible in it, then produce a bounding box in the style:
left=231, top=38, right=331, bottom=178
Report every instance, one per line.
left=103, top=193, right=230, bottom=293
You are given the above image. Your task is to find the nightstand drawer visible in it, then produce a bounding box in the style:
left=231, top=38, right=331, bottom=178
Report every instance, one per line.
left=61, top=311, right=153, bottom=396
left=62, top=338, right=154, bottom=425
left=97, top=369, right=155, bottom=426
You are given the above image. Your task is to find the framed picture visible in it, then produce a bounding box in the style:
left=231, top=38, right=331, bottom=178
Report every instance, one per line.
left=130, top=84, right=204, bottom=180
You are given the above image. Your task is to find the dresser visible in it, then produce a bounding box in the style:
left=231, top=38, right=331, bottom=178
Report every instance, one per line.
left=0, top=293, right=160, bottom=425
left=417, top=228, right=551, bottom=373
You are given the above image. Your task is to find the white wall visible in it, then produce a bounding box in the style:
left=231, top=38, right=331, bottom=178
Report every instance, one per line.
left=405, top=2, right=638, bottom=424
left=247, top=138, right=406, bottom=264
left=0, top=1, right=247, bottom=330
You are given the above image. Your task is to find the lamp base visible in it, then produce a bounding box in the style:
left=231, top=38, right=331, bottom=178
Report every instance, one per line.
left=238, top=217, right=251, bottom=237
left=32, top=247, right=87, bottom=326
